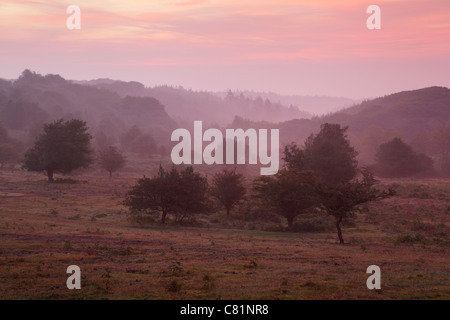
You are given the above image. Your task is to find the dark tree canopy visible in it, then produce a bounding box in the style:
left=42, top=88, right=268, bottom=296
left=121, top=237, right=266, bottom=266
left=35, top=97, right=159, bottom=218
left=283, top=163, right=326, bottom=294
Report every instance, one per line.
left=284, top=123, right=358, bottom=185
left=98, top=146, right=126, bottom=177
left=375, top=137, right=434, bottom=177
left=23, top=119, right=93, bottom=182
left=175, top=166, right=209, bottom=221
left=317, top=168, right=395, bottom=243
left=124, top=166, right=208, bottom=224
left=123, top=166, right=177, bottom=224
left=211, top=169, right=246, bottom=217
left=283, top=143, right=304, bottom=170
left=253, top=169, right=319, bottom=229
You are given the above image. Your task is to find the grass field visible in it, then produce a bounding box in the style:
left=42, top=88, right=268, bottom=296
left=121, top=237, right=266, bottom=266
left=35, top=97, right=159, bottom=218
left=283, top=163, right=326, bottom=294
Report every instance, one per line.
left=0, top=170, right=449, bottom=299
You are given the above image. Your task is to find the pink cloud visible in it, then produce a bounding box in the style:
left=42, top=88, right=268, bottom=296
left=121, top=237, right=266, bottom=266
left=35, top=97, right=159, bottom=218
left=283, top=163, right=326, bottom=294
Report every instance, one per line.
left=0, top=0, right=449, bottom=97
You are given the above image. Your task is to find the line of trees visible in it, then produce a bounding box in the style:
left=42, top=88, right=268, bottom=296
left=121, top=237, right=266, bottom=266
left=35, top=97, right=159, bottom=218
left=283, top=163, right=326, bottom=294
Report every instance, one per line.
left=21, top=119, right=127, bottom=181
left=124, top=166, right=209, bottom=224
left=255, top=123, right=394, bottom=243
left=17, top=118, right=395, bottom=243
left=123, top=123, right=395, bottom=244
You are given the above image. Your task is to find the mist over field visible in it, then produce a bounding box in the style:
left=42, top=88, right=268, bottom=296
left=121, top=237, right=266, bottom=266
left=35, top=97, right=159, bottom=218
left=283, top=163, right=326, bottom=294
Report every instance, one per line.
left=0, top=69, right=449, bottom=300
left=1, top=70, right=449, bottom=176
left=1, top=0, right=450, bottom=302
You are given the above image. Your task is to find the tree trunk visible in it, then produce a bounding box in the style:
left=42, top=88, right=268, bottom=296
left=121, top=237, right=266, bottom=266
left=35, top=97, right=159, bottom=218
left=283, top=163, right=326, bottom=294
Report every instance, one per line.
left=161, top=211, right=167, bottom=224
left=226, top=207, right=230, bottom=217
left=109, top=171, right=112, bottom=178
left=336, top=216, right=344, bottom=244
left=287, top=216, right=294, bottom=230
left=47, top=169, right=54, bottom=183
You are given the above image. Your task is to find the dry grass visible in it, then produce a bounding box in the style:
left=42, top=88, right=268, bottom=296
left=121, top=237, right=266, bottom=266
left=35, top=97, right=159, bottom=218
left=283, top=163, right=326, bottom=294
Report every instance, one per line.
left=0, top=171, right=449, bottom=300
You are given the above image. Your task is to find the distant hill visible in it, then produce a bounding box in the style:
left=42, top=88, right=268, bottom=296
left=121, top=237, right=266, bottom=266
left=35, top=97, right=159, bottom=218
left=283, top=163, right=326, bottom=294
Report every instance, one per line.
left=78, top=79, right=311, bottom=126
left=230, top=87, right=450, bottom=166
left=0, top=70, right=178, bottom=148
left=330, top=87, right=449, bottom=134
left=217, top=90, right=358, bottom=116
left=2, top=71, right=448, bottom=170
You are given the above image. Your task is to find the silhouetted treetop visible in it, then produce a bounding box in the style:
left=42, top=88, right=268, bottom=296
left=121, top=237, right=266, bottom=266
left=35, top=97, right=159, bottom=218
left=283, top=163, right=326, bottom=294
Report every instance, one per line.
left=23, top=119, right=93, bottom=182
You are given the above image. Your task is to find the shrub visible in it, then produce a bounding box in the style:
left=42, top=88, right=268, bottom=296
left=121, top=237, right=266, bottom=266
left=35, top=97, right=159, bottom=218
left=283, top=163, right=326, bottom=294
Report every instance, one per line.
left=375, top=138, right=435, bottom=177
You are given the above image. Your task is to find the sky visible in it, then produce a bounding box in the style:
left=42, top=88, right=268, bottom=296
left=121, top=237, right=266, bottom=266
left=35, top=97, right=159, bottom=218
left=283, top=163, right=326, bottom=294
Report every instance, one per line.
left=0, top=0, right=449, bottom=99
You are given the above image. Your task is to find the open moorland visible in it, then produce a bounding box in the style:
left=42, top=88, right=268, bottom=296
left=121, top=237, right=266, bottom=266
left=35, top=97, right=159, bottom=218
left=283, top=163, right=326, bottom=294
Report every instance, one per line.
left=0, top=170, right=449, bottom=300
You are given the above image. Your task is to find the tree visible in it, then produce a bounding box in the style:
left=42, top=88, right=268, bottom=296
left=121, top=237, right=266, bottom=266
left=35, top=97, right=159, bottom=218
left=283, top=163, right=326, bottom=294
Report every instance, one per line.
left=211, top=169, right=246, bottom=217
left=375, top=137, right=434, bottom=177
left=123, top=166, right=208, bottom=224
left=175, top=166, right=209, bottom=222
left=317, top=169, right=395, bottom=244
left=98, top=146, right=126, bottom=177
left=283, top=143, right=304, bottom=170
left=22, top=119, right=93, bottom=182
left=284, top=123, right=358, bottom=184
left=253, top=169, right=319, bottom=229
left=124, top=166, right=177, bottom=224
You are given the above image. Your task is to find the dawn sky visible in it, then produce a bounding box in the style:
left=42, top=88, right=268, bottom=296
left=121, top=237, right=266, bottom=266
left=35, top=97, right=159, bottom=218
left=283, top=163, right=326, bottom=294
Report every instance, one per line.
left=0, top=0, right=449, bottom=99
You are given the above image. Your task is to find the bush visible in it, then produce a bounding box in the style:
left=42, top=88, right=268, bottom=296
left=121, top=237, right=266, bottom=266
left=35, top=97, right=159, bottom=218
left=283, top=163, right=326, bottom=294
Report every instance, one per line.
left=375, top=138, right=435, bottom=177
